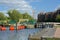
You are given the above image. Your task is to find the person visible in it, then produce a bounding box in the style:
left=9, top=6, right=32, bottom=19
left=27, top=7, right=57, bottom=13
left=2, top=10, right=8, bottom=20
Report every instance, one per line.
left=34, top=23, right=37, bottom=28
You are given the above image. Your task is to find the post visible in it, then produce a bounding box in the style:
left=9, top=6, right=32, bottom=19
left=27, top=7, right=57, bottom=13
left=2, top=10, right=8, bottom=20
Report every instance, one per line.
left=15, top=20, right=18, bottom=32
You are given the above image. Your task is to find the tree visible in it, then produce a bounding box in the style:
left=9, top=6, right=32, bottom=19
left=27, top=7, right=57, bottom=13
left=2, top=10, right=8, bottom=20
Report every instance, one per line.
left=23, top=12, right=34, bottom=20
left=56, top=14, right=60, bottom=22
left=7, top=9, right=23, bottom=22
left=0, top=12, right=7, bottom=20
left=7, top=17, right=11, bottom=20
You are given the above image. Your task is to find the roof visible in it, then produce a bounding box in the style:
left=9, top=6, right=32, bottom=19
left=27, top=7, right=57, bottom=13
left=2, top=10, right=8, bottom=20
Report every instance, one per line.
left=8, top=20, right=16, bottom=24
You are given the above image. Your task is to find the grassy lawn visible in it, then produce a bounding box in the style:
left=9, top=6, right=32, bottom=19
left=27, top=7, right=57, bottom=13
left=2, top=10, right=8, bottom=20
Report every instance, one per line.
left=54, top=25, right=60, bottom=28
left=43, top=38, right=60, bottom=40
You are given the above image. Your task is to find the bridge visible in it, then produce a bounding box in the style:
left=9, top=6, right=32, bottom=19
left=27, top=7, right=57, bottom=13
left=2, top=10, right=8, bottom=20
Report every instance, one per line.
left=36, top=22, right=60, bottom=28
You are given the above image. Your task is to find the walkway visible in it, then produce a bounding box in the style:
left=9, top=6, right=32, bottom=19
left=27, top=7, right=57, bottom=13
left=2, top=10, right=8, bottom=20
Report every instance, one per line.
left=54, top=28, right=60, bottom=38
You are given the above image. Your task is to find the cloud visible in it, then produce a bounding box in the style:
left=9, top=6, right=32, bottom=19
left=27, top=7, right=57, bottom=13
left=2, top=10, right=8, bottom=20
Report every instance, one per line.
left=0, top=0, right=25, bottom=4
left=0, top=10, right=8, bottom=16
left=55, top=5, right=60, bottom=10
left=0, top=0, right=32, bottom=13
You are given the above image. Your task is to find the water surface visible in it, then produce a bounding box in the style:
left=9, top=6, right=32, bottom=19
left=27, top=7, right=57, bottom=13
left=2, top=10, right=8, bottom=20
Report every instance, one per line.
left=0, top=28, right=41, bottom=40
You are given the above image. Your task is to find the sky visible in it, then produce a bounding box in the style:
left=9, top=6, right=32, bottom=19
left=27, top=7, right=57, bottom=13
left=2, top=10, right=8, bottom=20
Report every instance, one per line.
left=0, top=0, right=60, bottom=19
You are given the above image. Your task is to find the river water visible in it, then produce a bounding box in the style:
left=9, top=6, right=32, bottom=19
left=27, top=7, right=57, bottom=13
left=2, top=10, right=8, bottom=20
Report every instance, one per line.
left=0, top=28, right=42, bottom=40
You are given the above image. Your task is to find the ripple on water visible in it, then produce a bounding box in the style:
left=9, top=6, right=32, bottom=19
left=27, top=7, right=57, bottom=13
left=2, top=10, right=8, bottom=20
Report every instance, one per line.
left=0, top=28, right=41, bottom=40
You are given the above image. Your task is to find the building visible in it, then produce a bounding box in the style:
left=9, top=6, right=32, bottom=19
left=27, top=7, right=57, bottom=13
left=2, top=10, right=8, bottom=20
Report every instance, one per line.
left=37, top=8, right=60, bottom=22
left=19, top=19, right=29, bottom=22
left=38, top=12, right=45, bottom=22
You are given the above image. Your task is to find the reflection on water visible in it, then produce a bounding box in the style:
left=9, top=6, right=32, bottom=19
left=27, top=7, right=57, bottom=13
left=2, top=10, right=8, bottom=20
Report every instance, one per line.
left=0, top=28, right=41, bottom=40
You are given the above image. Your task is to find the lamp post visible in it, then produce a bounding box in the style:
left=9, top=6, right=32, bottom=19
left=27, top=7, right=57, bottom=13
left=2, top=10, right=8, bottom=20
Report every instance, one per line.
left=32, top=10, right=34, bottom=19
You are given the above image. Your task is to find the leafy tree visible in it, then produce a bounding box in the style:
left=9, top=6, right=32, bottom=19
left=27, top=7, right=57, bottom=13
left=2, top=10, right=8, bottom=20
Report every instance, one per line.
left=7, top=17, right=11, bottom=20
left=7, top=9, right=23, bottom=22
left=0, top=12, right=7, bottom=20
left=23, top=12, right=34, bottom=20
left=56, top=14, right=60, bottom=22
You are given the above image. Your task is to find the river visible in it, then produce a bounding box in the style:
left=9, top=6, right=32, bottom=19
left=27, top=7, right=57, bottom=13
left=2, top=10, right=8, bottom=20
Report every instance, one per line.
left=0, top=28, right=42, bottom=40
